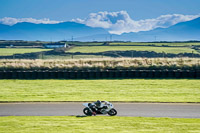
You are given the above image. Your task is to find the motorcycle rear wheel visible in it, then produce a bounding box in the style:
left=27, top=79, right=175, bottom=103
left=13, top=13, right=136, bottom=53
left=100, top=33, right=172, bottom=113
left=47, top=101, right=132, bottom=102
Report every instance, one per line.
left=83, top=107, right=92, bottom=116
left=108, top=108, right=117, bottom=116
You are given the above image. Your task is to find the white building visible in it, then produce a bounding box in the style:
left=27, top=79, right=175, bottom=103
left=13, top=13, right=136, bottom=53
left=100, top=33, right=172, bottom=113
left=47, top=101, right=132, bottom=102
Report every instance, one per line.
left=44, top=43, right=67, bottom=48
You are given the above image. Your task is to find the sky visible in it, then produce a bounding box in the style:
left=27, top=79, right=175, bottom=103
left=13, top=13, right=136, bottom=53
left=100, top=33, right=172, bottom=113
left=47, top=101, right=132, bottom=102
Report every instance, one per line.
left=1, top=0, right=200, bottom=21
left=0, top=0, right=200, bottom=34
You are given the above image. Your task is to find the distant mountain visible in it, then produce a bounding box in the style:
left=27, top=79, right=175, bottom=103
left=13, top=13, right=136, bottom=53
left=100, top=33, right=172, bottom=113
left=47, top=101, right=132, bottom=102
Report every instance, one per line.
left=0, top=22, right=108, bottom=41
left=114, top=17, right=200, bottom=41
left=0, top=17, right=200, bottom=41
left=76, top=17, right=200, bottom=42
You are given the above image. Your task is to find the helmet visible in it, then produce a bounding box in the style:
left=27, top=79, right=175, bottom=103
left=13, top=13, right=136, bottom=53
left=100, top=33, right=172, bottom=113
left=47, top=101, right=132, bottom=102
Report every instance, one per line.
left=95, top=100, right=101, bottom=107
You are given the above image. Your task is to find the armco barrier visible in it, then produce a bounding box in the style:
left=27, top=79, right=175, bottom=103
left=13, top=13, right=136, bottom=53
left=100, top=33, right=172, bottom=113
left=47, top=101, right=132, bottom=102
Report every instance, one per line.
left=197, top=70, right=200, bottom=78
left=189, top=71, right=195, bottom=78
left=0, top=70, right=199, bottom=79
left=147, top=70, right=154, bottom=78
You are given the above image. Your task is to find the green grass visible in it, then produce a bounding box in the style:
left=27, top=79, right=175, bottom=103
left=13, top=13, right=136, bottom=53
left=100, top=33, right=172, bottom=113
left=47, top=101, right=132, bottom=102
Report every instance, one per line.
left=66, top=42, right=200, bottom=46
left=0, top=116, right=199, bottom=133
left=0, top=48, right=52, bottom=56
left=0, top=79, right=199, bottom=102
left=110, top=42, right=200, bottom=46
left=68, top=42, right=104, bottom=45
left=68, top=46, right=198, bottom=54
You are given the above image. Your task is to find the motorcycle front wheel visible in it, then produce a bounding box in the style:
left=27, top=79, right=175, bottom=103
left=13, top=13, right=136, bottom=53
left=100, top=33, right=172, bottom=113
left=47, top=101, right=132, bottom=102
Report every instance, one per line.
left=108, top=108, right=117, bottom=116
left=83, top=107, right=93, bottom=116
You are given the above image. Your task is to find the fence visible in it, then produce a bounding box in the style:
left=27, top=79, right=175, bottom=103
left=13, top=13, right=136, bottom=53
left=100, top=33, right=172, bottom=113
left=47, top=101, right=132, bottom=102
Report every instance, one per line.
left=0, top=70, right=199, bottom=79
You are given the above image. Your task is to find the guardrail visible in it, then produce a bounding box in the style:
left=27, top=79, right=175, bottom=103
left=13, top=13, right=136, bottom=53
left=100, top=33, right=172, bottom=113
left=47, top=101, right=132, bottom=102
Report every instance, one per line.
left=0, top=70, right=199, bottom=79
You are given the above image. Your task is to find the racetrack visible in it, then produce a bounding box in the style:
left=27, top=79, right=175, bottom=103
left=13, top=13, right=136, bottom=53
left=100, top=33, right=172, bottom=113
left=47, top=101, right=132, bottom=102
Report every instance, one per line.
left=0, top=103, right=199, bottom=118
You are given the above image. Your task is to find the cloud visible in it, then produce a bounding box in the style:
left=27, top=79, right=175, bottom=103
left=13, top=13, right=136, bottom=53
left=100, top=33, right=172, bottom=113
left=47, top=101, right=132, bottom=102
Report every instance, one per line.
left=73, top=11, right=200, bottom=35
left=0, top=17, right=61, bottom=26
left=1, top=11, right=199, bottom=35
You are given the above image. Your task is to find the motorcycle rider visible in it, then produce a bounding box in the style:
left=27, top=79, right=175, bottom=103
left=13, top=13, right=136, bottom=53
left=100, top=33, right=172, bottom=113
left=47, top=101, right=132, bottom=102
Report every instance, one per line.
left=83, top=100, right=117, bottom=116
left=94, top=100, right=102, bottom=108
left=89, top=100, right=110, bottom=115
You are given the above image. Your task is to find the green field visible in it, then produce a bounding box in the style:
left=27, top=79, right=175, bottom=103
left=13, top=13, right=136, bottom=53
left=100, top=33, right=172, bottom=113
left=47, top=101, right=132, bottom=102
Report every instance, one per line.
left=0, top=79, right=199, bottom=102
left=0, top=48, right=52, bottom=56
left=68, top=42, right=103, bottom=45
left=110, top=42, right=200, bottom=46
left=67, top=42, right=200, bottom=46
left=0, top=116, right=199, bottom=133
left=68, top=46, right=198, bottom=54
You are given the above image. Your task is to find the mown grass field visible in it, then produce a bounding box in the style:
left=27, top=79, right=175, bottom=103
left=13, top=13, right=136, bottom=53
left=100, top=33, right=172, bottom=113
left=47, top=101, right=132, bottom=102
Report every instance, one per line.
left=68, top=42, right=103, bottom=45
left=68, top=46, right=198, bottom=54
left=0, top=116, right=199, bottom=133
left=67, top=42, right=200, bottom=46
left=0, top=48, right=52, bottom=56
left=0, top=79, right=199, bottom=102
left=110, top=42, right=200, bottom=46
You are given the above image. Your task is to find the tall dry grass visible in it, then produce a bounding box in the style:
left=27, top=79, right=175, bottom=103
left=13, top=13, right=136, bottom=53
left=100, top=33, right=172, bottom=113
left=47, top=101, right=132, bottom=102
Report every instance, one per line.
left=0, top=58, right=200, bottom=71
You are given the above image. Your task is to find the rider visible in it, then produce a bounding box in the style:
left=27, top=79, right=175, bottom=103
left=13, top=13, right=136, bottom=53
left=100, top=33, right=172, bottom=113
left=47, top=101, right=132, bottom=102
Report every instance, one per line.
left=88, top=100, right=111, bottom=115
left=94, top=100, right=110, bottom=113
left=94, top=100, right=103, bottom=108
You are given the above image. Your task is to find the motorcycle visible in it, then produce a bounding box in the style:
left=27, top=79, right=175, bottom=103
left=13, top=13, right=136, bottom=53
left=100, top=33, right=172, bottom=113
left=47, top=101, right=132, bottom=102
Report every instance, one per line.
left=83, top=101, right=117, bottom=116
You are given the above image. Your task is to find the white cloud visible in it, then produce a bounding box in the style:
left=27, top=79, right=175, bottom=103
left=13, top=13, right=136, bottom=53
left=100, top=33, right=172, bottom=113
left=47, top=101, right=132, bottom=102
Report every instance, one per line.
left=0, top=17, right=61, bottom=26
left=1, top=12, right=199, bottom=35
left=72, top=11, right=200, bottom=35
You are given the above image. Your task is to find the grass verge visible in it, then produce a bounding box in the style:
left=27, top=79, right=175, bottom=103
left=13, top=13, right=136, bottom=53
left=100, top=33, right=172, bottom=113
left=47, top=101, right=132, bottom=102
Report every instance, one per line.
left=0, top=79, right=199, bottom=102
left=0, top=116, right=200, bottom=133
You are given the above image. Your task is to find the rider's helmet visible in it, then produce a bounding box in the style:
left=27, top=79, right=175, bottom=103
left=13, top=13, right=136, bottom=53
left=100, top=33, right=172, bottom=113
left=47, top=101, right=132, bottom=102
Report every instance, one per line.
left=95, top=100, right=101, bottom=107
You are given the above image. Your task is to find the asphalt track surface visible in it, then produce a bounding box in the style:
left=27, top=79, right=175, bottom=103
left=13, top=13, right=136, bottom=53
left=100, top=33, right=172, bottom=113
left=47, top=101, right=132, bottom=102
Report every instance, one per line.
left=0, top=103, right=200, bottom=118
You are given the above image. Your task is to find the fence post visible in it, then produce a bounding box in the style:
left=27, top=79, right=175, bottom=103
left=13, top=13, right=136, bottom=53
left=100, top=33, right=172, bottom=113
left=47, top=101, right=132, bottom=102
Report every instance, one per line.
left=162, top=51, right=165, bottom=58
